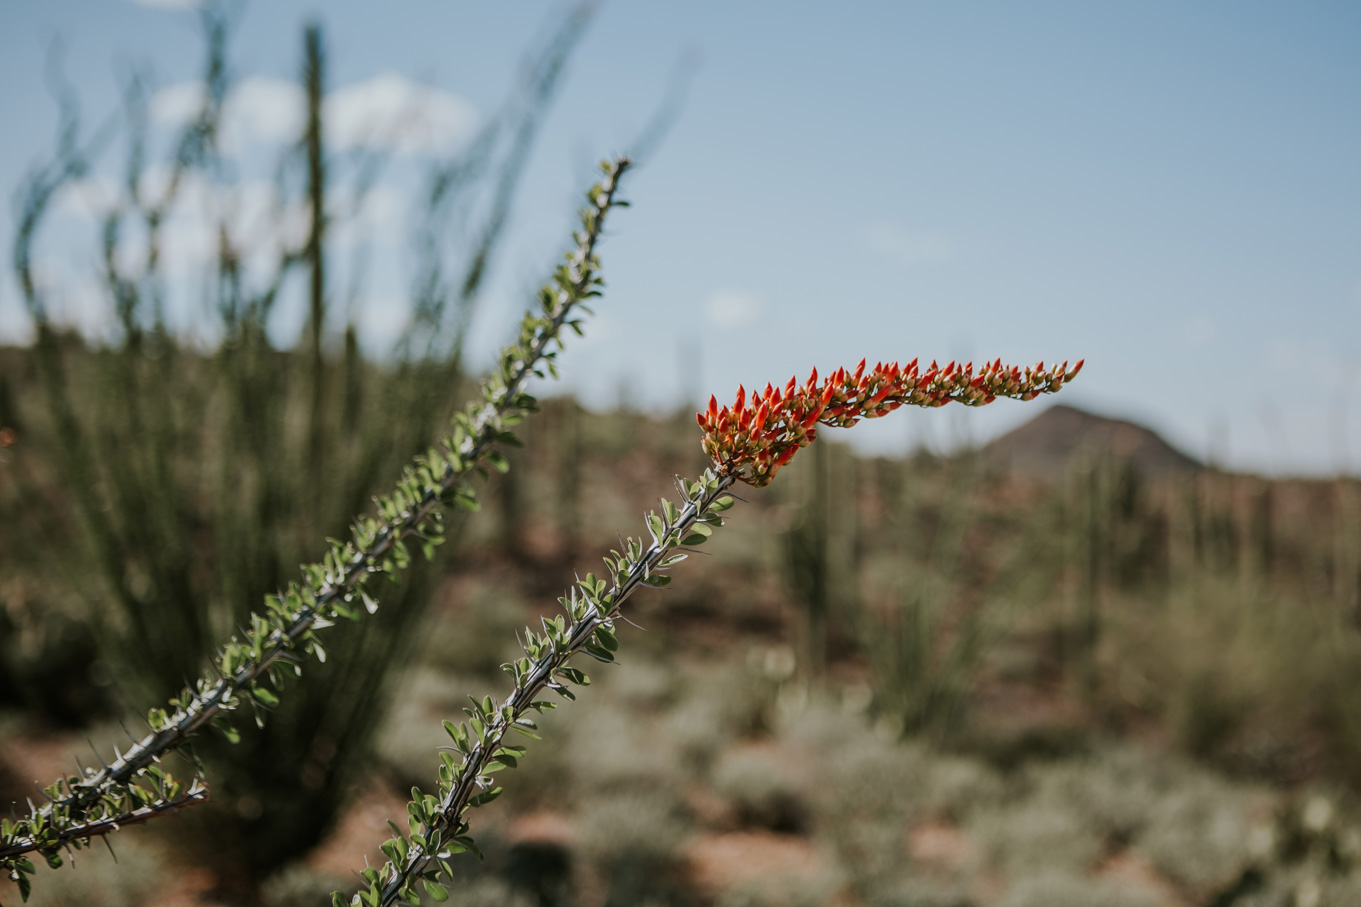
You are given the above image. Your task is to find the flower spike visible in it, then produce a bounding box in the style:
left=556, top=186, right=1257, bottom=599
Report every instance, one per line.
left=698, top=354, right=1082, bottom=486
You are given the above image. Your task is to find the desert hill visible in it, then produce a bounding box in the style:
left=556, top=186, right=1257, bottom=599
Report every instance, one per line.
left=982, top=403, right=1202, bottom=479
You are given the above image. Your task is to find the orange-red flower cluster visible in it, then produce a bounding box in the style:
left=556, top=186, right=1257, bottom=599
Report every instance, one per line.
left=697, top=357, right=1084, bottom=486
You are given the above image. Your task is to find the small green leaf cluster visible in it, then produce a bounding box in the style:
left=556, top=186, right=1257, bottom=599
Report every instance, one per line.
left=0, top=157, right=631, bottom=896
left=0, top=775, right=208, bottom=899
left=341, top=472, right=736, bottom=907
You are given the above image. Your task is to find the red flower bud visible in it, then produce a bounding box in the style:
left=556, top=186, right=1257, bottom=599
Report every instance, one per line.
left=700, top=354, right=1083, bottom=485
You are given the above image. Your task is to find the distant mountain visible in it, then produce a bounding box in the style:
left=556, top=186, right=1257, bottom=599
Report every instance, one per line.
left=981, top=404, right=1202, bottom=479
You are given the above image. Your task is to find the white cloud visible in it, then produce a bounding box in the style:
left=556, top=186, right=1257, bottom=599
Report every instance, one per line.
left=704, top=289, right=762, bottom=328
left=225, top=78, right=307, bottom=150
left=47, top=164, right=403, bottom=285
left=53, top=174, right=122, bottom=219
left=327, top=73, right=478, bottom=155
left=23, top=261, right=116, bottom=341
left=148, top=82, right=206, bottom=126
left=149, top=73, right=477, bottom=156
left=354, top=295, right=412, bottom=355
left=150, top=78, right=302, bottom=152
left=864, top=222, right=953, bottom=265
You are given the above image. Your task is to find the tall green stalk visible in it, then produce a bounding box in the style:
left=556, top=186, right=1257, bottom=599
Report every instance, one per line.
left=0, top=158, right=631, bottom=900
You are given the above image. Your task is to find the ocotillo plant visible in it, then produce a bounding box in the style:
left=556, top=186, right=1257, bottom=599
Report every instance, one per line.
left=7, top=3, right=595, bottom=881
left=343, top=355, right=1082, bottom=907
left=1, top=138, right=1081, bottom=902
left=0, top=157, right=631, bottom=902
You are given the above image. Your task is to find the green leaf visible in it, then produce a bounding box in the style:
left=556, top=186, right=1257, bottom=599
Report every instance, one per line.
left=583, top=643, right=615, bottom=663
left=454, top=835, right=484, bottom=861
left=557, top=667, right=589, bottom=685
left=594, top=625, right=619, bottom=652
left=331, top=599, right=361, bottom=621
left=470, top=787, right=503, bottom=807
left=423, top=880, right=450, bottom=902
left=213, top=716, right=241, bottom=745
left=710, top=495, right=736, bottom=512
left=250, top=686, right=279, bottom=708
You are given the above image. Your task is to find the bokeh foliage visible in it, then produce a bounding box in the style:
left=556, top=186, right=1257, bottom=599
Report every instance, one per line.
left=2, top=2, right=593, bottom=881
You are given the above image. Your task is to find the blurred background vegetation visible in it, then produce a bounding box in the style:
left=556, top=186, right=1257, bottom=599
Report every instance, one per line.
left=3, top=6, right=1361, bottom=907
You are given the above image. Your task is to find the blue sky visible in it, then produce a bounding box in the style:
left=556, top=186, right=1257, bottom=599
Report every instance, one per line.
left=2, top=0, right=1358, bottom=475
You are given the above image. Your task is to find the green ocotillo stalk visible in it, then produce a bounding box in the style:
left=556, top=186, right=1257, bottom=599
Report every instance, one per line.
left=0, top=157, right=631, bottom=900
left=349, top=472, right=738, bottom=907
left=350, top=355, right=1084, bottom=907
